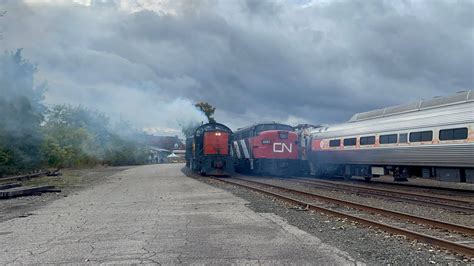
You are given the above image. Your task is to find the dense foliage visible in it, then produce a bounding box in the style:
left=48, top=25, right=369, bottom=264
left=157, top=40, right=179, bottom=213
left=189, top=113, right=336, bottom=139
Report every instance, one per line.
left=0, top=49, right=45, bottom=174
left=0, top=50, right=148, bottom=176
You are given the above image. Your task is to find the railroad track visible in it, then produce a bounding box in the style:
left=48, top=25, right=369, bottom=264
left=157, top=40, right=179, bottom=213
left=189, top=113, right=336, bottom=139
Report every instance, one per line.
left=282, top=177, right=474, bottom=213
left=0, top=170, right=60, bottom=183
left=352, top=178, right=474, bottom=194
left=212, top=177, right=474, bottom=257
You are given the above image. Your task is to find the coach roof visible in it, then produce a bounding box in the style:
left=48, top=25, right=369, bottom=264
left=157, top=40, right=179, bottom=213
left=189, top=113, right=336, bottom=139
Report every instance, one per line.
left=349, top=90, right=473, bottom=123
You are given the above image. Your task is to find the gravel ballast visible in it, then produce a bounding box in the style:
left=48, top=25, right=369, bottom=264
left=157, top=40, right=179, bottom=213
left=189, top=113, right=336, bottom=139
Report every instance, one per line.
left=185, top=170, right=473, bottom=264
left=244, top=177, right=474, bottom=227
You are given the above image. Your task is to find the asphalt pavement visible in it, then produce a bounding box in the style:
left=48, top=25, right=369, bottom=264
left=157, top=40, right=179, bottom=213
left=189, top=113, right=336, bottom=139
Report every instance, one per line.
left=0, top=164, right=359, bottom=264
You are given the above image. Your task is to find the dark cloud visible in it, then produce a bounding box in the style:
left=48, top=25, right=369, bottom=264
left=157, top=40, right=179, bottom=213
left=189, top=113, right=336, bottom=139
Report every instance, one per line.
left=0, top=0, right=472, bottom=133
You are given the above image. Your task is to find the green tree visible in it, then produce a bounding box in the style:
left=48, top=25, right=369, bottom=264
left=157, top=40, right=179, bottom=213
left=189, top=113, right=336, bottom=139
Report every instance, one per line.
left=195, top=102, right=216, bottom=123
left=0, top=49, right=45, bottom=175
left=42, top=105, right=148, bottom=168
left=0, top=50, right=149, bottom=174
left=46, top=105, right=110, bottom=146
left=104, top=134, right=148, bottom=166
left=105, top=119, right=148, bottom=165
left=42, top=128, right=97, bottom=168
left=42, top=106, right=96, bottom=168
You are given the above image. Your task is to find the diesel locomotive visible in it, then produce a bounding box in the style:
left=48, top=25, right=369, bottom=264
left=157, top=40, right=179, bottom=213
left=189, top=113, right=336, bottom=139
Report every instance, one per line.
left=185, top=122, right=234, bottom=176
left=232, top=122, right=301, bottom=176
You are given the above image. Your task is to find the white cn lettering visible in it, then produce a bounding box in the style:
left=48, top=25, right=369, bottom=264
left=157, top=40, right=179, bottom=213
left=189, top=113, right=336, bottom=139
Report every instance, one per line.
left=273, top=143, right=292, bottom=153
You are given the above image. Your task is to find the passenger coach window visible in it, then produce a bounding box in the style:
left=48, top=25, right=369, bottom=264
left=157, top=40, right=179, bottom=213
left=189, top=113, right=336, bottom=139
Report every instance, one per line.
left=439, top=128, right=468, bottom=140
left=343, top=138, right=356, bottom=146
left=399, top=133, right=408, bottom=143
left=329, top=139, right=341, bottom=147
left=360, top=136, right=375, bottom=145
left=410, top=131, right=433, bottom=142
left=380, top=134, right=397, bottom=144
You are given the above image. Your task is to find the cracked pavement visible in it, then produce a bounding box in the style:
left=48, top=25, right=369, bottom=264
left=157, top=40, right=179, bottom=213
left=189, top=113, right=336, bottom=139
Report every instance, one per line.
left=0, top=164, right=359, bottom=264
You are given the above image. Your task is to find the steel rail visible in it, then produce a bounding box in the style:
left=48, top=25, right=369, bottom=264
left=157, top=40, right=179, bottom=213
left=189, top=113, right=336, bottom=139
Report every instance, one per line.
left=282, top=178, right=474, bottom=213
left=233, top=177, right=474, bottom=235
left=0, top=171, right=51, bottom=182
left=354, top=179, right=474, bottom=194
left=297, top=177, right=473, bottom=205
left=212, top=177, right=474, bottom=257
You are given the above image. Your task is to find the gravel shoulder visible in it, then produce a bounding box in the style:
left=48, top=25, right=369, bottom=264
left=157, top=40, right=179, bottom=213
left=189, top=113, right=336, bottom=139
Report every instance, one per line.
left=242, top=177, right=474, bottom=227
left=0, top=166, right=130, bottom=223
left=184, top=168, right=473, bottom=264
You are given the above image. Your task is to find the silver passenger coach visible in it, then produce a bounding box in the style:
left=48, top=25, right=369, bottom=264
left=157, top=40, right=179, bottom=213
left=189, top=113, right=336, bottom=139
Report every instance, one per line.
left=308, top=90, right=474, bottom=183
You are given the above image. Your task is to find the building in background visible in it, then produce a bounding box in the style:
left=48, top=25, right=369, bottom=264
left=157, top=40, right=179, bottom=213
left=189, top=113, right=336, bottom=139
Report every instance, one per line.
left=147, top=135, right=186, bottom=163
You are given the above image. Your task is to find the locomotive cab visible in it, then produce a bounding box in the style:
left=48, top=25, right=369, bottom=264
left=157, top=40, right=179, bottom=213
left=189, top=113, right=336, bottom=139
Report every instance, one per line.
left=186, top=123, right=234, bottom=176
left=233, top=122, right=301, bottom=176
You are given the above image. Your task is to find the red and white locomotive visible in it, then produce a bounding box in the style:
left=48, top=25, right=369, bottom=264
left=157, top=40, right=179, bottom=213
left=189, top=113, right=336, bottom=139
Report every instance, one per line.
left=232, top=123, right=300, bottom=176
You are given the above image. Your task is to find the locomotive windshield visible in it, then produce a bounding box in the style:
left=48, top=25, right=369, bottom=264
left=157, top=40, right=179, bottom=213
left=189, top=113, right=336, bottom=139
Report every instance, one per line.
left=255, top=124, right=293, bottom=133
left=195, top=123, right=231, bottom=136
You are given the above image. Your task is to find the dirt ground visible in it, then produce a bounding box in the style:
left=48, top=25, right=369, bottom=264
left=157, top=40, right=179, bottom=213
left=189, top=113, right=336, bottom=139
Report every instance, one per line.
left=0, top=166, right=130, bottom=223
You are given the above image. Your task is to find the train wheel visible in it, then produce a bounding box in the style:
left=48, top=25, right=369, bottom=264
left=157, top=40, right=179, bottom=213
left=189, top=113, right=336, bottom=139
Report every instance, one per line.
left=393, top=167, right=409, bottom=182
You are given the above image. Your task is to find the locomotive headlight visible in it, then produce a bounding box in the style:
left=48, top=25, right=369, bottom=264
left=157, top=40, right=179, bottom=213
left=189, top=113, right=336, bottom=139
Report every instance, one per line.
left=215, top=132, right=222, bottom=136
left=262, top=139, right=271, bottom=144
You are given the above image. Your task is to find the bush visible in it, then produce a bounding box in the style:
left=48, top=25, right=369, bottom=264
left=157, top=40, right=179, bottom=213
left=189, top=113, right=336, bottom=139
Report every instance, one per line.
left=42, top=105, right=148, bottom=168
left=104, top=134, right=148, bottom=166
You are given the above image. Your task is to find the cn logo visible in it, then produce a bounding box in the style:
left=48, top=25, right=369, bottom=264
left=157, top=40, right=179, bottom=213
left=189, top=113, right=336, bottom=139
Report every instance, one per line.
left=273, top=143, right=292, bottom=153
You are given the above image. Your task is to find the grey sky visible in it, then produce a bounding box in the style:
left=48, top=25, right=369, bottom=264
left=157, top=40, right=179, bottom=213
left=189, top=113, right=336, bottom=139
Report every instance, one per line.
left=1, top=0, right=472, bottom=134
